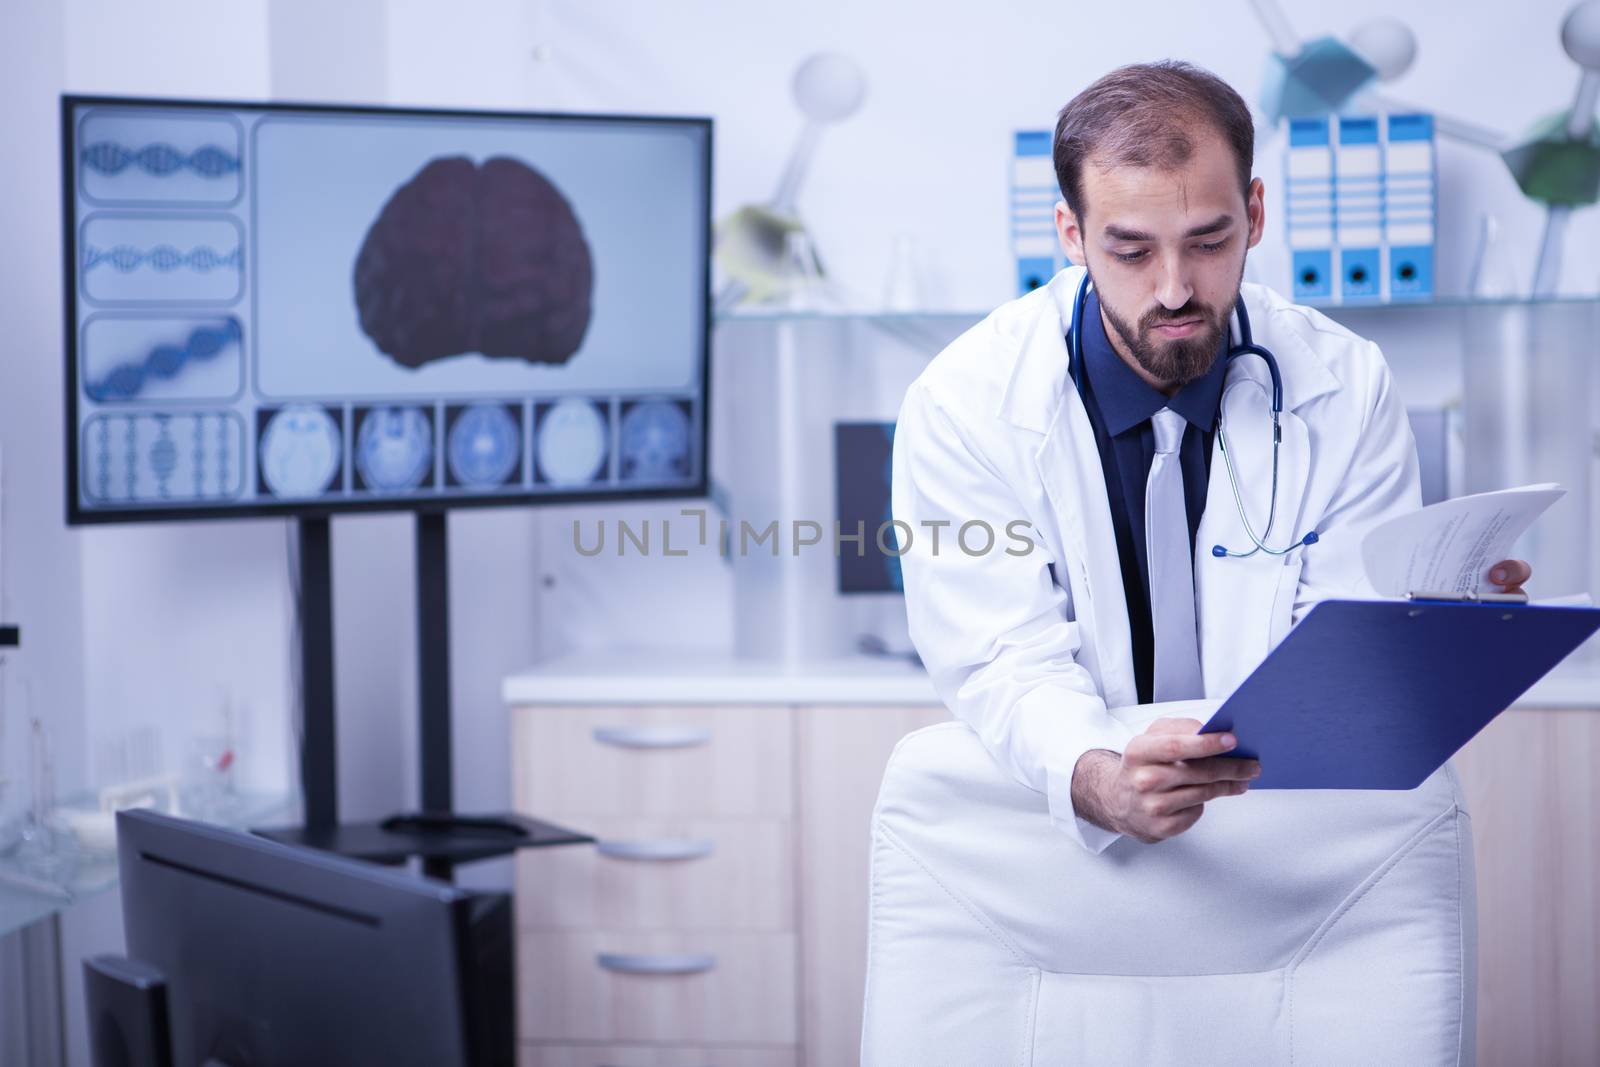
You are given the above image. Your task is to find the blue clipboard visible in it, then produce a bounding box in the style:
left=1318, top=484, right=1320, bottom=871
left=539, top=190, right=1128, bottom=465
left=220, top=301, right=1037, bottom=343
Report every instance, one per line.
left=1198, top=598, right=1600, bottom=789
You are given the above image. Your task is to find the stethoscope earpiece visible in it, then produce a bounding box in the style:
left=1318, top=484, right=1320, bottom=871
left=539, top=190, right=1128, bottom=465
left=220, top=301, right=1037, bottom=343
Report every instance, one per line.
left=1069, top=274, right=1317, bottom=561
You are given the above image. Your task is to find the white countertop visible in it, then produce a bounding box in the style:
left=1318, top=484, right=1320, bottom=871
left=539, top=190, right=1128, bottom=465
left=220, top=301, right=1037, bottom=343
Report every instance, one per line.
left=503, top=646, right=1600, bottom=709
left=503, top=647, right=938, bottom=706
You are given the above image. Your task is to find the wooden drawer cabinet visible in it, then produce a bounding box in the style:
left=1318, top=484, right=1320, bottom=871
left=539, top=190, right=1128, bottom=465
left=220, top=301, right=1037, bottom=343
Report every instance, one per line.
left=519, top=1045, right=799, bottom=1067
left=510, top=699, right=944, bottom=1064
left=516, top=930, right=799, bottom=1045
left=515, top=817, right=794, bottom=931
left=512, top=705, right=793, bottom=819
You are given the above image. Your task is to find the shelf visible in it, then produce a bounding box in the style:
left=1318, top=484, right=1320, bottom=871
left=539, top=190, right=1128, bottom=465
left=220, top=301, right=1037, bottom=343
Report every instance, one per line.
left=1307, top=293, right=1600, bottom=312
left=714, top=292, right=1600, bottom=325
left=717, top=306, right=990, bottom=324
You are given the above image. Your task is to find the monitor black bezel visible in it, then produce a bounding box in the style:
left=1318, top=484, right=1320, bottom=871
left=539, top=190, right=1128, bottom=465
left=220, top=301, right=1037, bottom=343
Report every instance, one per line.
left=61, top=93, right=713, bottom=526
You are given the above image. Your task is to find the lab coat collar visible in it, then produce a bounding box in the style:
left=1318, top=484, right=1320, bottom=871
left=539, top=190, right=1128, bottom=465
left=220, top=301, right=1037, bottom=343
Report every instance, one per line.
left=996, top=265, right=1343, bottom=434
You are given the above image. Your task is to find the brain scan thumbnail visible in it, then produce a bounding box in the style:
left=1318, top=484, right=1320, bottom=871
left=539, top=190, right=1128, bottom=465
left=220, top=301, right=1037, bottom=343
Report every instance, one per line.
left=259, top=404, right=341, bottom=498
left=536, top=398, right=608, bottom=487
left=447, top=403, right=521, bottom=489
left=353, top=155, right=594, bottom=369
left=355, top=406, right=434, bottom=491
left=619, top=399, right=692, bottom=482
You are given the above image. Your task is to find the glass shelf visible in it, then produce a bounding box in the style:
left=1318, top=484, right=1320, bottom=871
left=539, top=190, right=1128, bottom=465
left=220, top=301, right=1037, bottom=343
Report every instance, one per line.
left=0, top=789, right=294, bottom=937
left=1307, top=293, right=1600, bottom=312
left=717, top=306, right=992, bottom=324
left=715, top=292, right=1600, bottom=325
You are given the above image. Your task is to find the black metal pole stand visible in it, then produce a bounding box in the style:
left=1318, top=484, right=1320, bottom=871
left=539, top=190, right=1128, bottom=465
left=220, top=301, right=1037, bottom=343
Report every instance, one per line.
left=259, top=512, right=589, bottom=879
left=297, top=516, right=337, bottom=833
left=415, top=510, right=454, bottom=880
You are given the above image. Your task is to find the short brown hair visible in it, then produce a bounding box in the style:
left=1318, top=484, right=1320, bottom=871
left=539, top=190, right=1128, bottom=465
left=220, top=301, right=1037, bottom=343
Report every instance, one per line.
left=1053, top=60, right=1255, bottom=221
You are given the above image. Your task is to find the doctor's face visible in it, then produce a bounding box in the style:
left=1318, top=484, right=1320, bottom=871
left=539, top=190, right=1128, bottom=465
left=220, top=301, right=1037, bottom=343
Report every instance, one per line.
left=1057, top=130, right=1265, bottom=390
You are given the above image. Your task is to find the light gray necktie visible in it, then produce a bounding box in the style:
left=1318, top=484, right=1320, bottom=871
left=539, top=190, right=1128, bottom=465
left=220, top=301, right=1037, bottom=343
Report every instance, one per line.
left=1147, top=407, right=1204, bottom=701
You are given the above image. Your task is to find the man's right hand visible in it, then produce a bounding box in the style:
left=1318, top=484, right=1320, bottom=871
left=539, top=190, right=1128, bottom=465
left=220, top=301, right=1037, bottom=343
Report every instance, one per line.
left=1070, top=718, right=1261, bottom=844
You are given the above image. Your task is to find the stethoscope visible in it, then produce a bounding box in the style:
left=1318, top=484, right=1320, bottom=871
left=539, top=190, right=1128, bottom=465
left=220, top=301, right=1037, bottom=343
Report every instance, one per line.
left=1067, top=274, right=1318, bottom=559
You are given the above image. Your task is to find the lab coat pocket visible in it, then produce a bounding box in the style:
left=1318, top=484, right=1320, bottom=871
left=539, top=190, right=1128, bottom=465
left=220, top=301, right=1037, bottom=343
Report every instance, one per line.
left=1269, top=552, right=1305, bottom=648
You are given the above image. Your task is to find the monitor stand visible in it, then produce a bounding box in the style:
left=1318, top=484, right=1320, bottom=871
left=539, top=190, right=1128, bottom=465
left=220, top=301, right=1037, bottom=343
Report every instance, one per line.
left=255, top=511, right=591, bottom=880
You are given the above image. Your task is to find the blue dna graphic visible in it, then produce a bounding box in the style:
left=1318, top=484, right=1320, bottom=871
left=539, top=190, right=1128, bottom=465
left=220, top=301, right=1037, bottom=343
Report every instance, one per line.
left=88, top=410, right=240, bottom=503
left=149, top=416, right=178, bottom=496
left=82, top=244, right=242, bottom=273
left=81, top=142, right=240, bottom=179
left=86, top=318, right=242, bottom=402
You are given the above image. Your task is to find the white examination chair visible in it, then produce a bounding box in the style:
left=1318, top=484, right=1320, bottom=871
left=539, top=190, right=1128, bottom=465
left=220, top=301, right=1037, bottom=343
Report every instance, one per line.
left=861, top=704, right=1476, bottom=1065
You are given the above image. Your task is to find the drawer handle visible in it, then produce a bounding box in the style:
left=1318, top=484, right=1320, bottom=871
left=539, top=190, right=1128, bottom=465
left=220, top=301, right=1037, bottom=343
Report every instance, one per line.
left=596, top=952, right=717, bottom=976
left=592, top=725, right=712, bottom=749
left=595, top=838, right=716, bottom=862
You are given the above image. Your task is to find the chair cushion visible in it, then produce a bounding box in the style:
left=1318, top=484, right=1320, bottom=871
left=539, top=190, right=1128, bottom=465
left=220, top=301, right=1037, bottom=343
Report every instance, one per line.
left=862, top=709, right=1476, bottom=1065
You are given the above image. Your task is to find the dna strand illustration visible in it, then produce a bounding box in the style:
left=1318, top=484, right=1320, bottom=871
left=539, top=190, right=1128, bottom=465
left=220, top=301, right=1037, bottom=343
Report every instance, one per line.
left=86, top=318, right=242, bottom=402
left=87, top=410, right=242, bottom=503
left=82, top=245, right=242, bottom=273
left=80, top=142, right=240, bottom=179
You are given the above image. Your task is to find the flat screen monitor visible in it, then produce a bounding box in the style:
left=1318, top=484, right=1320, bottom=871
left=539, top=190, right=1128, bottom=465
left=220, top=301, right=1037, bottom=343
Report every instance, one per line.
left=62, top=95, right=711, bottom=523
left=835, top=421, right=904, bottom=594
left=115, top=808, right=510, bottom=1066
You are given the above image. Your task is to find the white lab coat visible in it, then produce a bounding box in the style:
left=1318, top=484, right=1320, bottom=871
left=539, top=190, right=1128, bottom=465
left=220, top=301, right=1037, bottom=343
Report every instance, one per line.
left=891, top=264, right=1422, bottom=853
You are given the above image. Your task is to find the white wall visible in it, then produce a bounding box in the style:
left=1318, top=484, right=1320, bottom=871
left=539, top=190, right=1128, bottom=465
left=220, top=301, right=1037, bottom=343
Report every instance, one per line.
left=2, top=2, right=1597, bottom=1063
left=46, top=0, right=1600, bottom=807
left=0, top=0, right=86, bottom=828
left=0, top=6, right=82, bottom=1059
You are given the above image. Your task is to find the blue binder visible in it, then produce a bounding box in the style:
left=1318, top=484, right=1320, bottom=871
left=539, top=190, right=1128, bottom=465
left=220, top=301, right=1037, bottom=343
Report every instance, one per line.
left=1198, top=597, right=1600, bottom=789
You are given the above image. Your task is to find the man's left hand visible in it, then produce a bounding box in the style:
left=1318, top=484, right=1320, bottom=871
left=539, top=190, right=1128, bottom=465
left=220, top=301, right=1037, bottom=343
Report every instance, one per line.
left=1488, top=559, right=1532, bottom=595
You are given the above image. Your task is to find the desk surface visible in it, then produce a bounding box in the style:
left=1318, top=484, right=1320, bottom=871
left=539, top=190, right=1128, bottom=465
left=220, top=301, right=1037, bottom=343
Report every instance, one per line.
left=503, top=645, right=1600, bottom=709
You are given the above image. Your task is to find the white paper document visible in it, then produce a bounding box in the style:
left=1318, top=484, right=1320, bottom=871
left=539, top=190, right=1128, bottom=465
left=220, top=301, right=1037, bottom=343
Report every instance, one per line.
left=1361, top=483, right=1566, bottom=598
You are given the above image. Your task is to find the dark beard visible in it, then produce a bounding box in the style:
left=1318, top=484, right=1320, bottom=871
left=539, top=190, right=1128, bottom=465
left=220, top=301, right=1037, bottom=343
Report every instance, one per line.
left=1090, top=269, right=1240, bottom=387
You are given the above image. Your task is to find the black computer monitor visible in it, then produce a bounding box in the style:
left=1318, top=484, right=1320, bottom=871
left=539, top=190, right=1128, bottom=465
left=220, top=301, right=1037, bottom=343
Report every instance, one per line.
left=834, top=421, right=904, bottom=594
left=112, top=808, right=511, bottom=1066
left=62, top=95, right=712, bottom=524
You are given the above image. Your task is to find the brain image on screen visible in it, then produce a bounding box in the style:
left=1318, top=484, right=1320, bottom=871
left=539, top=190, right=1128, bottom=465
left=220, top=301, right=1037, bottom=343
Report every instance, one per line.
left=353, top=156, right=594, bottom=370
left=447, top=403, right=520, bottom=489
left=536, top=398, right=608, bottom=487
left=619, top=399, right=691, bottom=482
left=355, top=406, right=433, bottom=491
left=259, top=405, right=341, bottom=499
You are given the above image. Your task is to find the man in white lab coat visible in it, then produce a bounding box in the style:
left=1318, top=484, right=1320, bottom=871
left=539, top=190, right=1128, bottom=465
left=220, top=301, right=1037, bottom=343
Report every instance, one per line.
left=891, top=60, right=1529, bottom=853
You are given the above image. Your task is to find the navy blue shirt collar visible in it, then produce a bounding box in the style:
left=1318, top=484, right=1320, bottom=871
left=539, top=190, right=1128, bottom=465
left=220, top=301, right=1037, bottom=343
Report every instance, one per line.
left=1081, top=287, right=1230, bottom=437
